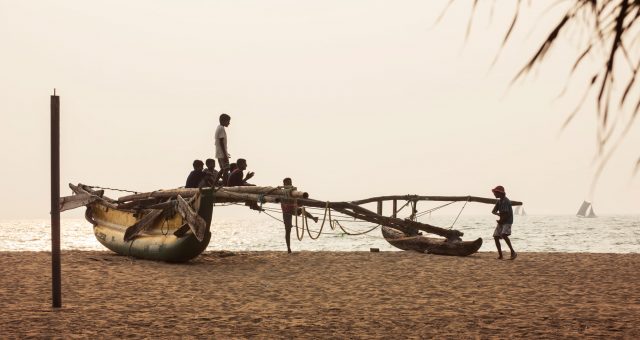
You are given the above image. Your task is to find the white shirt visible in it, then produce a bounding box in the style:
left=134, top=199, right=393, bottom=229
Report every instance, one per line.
left=214, top=125, right=228, bottom=158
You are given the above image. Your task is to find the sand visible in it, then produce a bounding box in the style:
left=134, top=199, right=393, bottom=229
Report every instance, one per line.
left=1, top=251, right=639, bottom=339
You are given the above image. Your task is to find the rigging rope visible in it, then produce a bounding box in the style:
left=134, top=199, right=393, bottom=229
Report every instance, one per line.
left=332, top=220, right=381, bottom=236
left=448, top=196, right=470, bottom=229
left=86, top=185, right=139, bottom=194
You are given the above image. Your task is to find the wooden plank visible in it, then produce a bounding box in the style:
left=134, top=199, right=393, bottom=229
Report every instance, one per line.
left=123, top=209, right=163, bottom=242
left=176, top=195, right=207, bottom=242
left=223, top=186, right=309, bottom=198
left=58, top=193, right=99, bottom=212
left=116, top=198, right=159, bottom=210
left=117, top=188, right=198, bottom=202
left=117, top=188, right=282, bottom=204
left=69, top=183, right=119, bottom=210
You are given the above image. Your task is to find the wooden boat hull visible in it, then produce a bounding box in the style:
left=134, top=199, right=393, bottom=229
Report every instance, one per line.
left=86, top=191, right=214, bottom=262
left=381, top=226, right=482, bottom=256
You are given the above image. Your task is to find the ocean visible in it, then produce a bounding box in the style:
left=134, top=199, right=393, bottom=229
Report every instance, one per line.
left=1, top=213, right=639, bottom=253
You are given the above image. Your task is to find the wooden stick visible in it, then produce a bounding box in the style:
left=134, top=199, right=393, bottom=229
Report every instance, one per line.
left=69, top=184, right=119, bottom=210
left=176, top=195, right=207, bottom=242
left=123, top=209, right=163, bottom=241
left=59, top=193, right=99, bottom=212
left=117, top=188, right=281, bottom=204
left=116, top=198, right=159, bottom=210
left=351, top=195, right=522, bottom=206
left=222, top=186, right=308, bottom=198
left=284, top=198, right=463, bottom=240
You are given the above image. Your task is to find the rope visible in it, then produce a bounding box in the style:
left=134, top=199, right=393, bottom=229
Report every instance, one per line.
left=415, top=201, right=457, bottom=218
left=294, top=199, right=304, bottom=241
left=161, top=219, right=169, bottom=236
left=304, top=202, right=331, bottom=240
left=86, top=185, right=139, bottom=194
left=332, top=220, right=381, bottom=235
left=449, top=196, right=470, bottom=229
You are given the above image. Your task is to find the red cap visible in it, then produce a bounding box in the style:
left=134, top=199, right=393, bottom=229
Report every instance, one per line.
left=491, top=185, right=505, bottom=194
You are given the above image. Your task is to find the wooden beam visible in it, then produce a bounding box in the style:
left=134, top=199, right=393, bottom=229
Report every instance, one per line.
left=284, top=198, right=464, bottom=240
left=123, top=209, right=163, bottom=242
left=392, top=199, right=397, bottom=218
left=117, top=187, right=282, bottom=204
left=351, top=195, right=522, bottom=206
left=176, top=195, right=207, bottom=242
left=58, top=193, right=99, bottom=212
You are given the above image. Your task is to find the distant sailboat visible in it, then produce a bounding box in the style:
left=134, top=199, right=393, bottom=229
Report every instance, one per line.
left=576, top=201, right=597, bottom=218
left=514, top=205, right=527, bottom=216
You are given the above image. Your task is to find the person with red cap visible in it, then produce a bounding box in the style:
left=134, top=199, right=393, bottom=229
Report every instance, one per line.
left=491, top=185, right=517, bottom=260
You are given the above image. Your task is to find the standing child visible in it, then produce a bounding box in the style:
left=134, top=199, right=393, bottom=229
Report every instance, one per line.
left=215, top=113, right=231, bottom=185
left=280, top=178, right=318, bottom=254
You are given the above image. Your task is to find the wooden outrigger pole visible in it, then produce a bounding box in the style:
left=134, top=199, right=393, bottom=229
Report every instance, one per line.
left=283, top=198, right=466, bottom=240
left=351, top=195, right=523, bottom=207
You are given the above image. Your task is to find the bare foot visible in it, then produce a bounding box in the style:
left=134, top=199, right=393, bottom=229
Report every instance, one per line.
left=497, top=255, right=503, bottom=260
left=510, top=252, right=518, bottom=260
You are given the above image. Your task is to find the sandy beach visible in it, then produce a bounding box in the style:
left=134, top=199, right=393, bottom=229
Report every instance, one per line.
left=1, top=251, right=639, bottom=339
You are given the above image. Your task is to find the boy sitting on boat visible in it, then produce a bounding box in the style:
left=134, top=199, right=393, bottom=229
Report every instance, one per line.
left=228, top=158, right=255, bottom=187
left=185, top=160, right=206, bottom=188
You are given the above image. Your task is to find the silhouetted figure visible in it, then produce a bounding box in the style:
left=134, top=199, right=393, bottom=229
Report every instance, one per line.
left=280, top=177, right=318, bottom=253
left=185, top=160, right=205, bottom=188
left=199, top=158, right=221, bottom=187
left=227, top=158, right=255, bottom=187
left=491, top=185, right=517, bottom=260
left=224, top=163, right=237, bottom=186
left=215, top=113, right=231, bottom=186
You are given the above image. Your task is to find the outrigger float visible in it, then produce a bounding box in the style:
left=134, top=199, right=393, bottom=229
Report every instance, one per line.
left=60, top=183, right=522, bottom=262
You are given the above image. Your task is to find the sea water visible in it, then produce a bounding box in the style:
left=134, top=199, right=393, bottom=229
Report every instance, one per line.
left=1, top=214, right=639, bottom=253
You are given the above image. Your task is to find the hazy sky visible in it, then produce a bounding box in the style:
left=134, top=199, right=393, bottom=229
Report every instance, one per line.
left=1, top=1, right=638, bottom=219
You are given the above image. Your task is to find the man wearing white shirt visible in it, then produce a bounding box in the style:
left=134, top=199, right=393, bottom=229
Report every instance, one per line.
left=215, top=113, right=231, bottom=185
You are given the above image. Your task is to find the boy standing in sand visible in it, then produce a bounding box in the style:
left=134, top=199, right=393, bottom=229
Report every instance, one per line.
left=491, top=185, right=517, bottom=260
left=281, top=178, right=296, bottom=254
left=280, top=178, right=318, bottom=253
left=215, top=113, right=231, bottom=185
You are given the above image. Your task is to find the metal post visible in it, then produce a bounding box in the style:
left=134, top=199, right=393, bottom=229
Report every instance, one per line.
left=51, top=89, right=61, bottom=308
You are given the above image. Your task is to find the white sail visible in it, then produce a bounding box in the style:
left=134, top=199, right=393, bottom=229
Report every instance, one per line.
left=577, top=201, right=597, bottom=218
left=576, top=201, right=590, bottom=217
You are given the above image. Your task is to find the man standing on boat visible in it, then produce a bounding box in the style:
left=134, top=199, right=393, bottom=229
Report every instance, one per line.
left=491, top=185, right=517, bottom=260
left=215, top=113, right=231, bottom=185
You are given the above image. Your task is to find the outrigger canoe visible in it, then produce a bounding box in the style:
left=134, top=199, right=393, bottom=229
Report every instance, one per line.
left=81, top=187, right=215, bottom=262
left=60, top=184, right=521, bottom=262
left=381, top=226, right=482, bottom=256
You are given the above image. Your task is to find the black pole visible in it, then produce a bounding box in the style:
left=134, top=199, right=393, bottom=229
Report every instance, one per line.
left=51, top=89, right=61, bottom=308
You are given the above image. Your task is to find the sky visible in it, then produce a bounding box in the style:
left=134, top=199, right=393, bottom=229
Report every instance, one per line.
left=1, top=0, right=638, bottom=219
